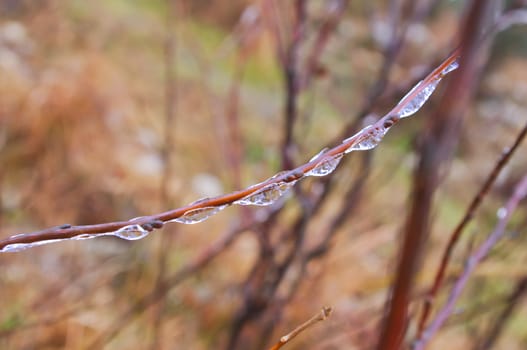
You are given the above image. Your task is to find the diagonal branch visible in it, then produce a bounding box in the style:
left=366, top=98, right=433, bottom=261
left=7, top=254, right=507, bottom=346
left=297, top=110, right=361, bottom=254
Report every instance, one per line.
left=414, top=173, right=527, bottom=350
left=268, top=306, right=332, bottom=350
left=417, top=119, right=527, bottom=335
left=0, top=44, right=462, bottom=252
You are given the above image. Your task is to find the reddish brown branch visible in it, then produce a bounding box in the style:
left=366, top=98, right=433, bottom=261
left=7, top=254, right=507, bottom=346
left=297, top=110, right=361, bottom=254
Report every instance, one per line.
left=377, top=1, right=492, bottom=348
left=0, top=45, right=461, bottom=251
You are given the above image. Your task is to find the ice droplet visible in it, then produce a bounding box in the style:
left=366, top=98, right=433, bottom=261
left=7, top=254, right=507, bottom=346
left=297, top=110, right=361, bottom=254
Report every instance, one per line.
left=170, top=205, right=227, bottom=224
left=309, top=148, right=329, bottom=162
left=306, top=154, right=343, bottom=177
left=72, top=234, right=98, bottom=240
left=234, top=182, right=294, bottom=206
left=0, top=239, right=66, bottom=252
left=113, top=224, right=149, bottom=240
left=345, top=126, right=387, bottom=153
left=397, top=79, right=440, bottom=118
left=441, top=58, right=459, bottom=76
left=496, top=207, right=508, bottom=220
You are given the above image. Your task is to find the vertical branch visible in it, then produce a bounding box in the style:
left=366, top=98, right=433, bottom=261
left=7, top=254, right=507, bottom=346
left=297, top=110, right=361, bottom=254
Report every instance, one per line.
left=281, top=0, right=306, bottom=170
left=223, top=4, right=261, bottom=190
left=151, top=0, right=178, bottom=348
left=160, top=0, right=178, bottom=206
left=377, top=1, right=492, bottom=349
left=225, top=57, right=244, bottom=190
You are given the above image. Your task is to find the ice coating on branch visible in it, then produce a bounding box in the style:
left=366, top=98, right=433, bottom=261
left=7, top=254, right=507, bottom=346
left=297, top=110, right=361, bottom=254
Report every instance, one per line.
left=113, top=224, right=149, bottom=240
left=441, top=58, right=459, bottom=76
left=0, top=224, right=153, bottom=252
left=344, top=125, right=387, bottom=153
left=0, top=52, right=461, bottom=253
left=170, top=205, right=227, bottom=224
left=397, top=79, right=440, bottom=118
left=306, top=154, right=343, bottom=177
left=309, top=148, right=329, bottom=162
left=234, top=182, right=295, bottom=206
left=0, top=239, right=67, bottom=252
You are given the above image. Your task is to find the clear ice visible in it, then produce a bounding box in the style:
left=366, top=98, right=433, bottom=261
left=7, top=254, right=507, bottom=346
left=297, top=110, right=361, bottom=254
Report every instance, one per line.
left=170, top=205, right=227, bottom=224
left=234, top=182, right=294, bottom=206
left=309, top=148, right=329, bottom=162
left=345, top=125, right=387, bottom=153
left=441, top=58, right=459, bottom=76
left=397, top=79, right=441, bottom=119
left=0, top=239, right=67, bottom=252
left=113, top=224, right=149, bottom=240
left=306, top=153, right=343, bottom=177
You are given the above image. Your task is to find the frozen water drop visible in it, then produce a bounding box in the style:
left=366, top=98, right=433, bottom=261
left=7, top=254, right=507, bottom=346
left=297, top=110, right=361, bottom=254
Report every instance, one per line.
left=171, top=205, right=227, bottom=224
left=306, top=154, right=343, bottom=177
left=441, top=58, right=459, bottom=76
left=496, top=207, right=508, bottom=220
left=397, top=79, right=440, bottom=118
left=270, top=170, right=291, bottom=180
left=112, top=224, right=149, bottom=241
left=72, top=234, right=98, bottom=240
left=309, top=148, right=329, bottom=162
left=1, top=239, right=66, bottom=253
left=234, top=182, right=294, bottom=206
left=345, top=126, right=386, bottom=153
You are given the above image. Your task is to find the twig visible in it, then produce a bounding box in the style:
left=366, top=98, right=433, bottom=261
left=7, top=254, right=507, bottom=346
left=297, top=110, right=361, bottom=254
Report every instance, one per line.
left=150, top=0, right=178, bottom=348
left=417, top=119, right=527, bottom=335
left=281, top=0, right=306, bottom=170
left=414, top=173, right=527, bottom=350
left=268, top=306, right=332, bottom=350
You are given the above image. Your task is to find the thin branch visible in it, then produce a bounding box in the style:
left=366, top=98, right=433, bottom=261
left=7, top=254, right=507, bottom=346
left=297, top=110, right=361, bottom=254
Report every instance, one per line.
left=377, top=1, right=491, bottom=348
left=281, top=0, right=306, bottom=170
left=150, top=0, right=178, bottom=348
left=414, top=173, right=527, bottom=350
left=268, top=306, right=332, bottom=350
left=0, top=43, right=462, bottom=252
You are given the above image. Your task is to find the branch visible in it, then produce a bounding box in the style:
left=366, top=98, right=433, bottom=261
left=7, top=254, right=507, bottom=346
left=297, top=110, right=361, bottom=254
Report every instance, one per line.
left=268, top=306, right=332, bottom=350
left=414, top=173, right=527, bottom=350
left=377, top=1, right=491, bottom=348
left=416, top=7, right=527, bottom=336
left=0, top=44, right=462, bottom=253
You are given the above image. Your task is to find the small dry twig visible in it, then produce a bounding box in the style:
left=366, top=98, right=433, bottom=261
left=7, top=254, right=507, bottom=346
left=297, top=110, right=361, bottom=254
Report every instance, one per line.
left=268, top=306, right=332, bottom=350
